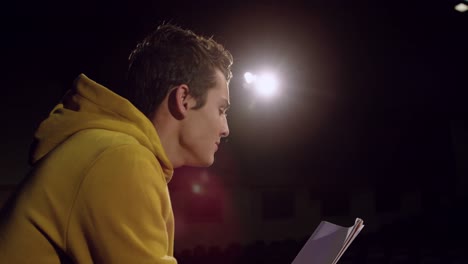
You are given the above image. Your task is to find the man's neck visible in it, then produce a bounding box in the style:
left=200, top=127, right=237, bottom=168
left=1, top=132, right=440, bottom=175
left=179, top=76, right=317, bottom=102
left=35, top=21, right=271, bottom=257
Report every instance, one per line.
left=152, top=112, right=184, bottom=168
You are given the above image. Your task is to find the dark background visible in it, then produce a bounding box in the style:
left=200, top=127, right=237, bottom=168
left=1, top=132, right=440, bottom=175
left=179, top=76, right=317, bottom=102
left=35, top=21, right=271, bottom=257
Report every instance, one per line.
left=2, top=0, right=467, bottom=186
left=1, top=0, right=467, bottom=262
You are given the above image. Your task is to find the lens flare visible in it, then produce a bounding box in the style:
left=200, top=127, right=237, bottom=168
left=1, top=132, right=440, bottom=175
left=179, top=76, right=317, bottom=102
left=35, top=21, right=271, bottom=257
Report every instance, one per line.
left=192, top=183, right=202, bottom=194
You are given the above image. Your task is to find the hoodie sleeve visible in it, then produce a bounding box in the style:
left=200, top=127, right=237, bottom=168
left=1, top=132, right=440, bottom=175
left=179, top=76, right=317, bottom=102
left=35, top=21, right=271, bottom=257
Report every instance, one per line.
left=66, top=144, right=177, bottom=264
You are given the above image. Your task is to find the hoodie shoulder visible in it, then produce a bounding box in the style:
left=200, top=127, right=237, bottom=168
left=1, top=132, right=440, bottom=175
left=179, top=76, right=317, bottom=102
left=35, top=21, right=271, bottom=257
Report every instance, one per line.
left=30, top=74, right=173, bottom=181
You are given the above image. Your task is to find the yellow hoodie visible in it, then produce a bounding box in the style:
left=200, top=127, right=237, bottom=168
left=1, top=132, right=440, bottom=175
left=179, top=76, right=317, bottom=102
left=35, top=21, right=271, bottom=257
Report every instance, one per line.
left=0, top=74, right=177, bottom=263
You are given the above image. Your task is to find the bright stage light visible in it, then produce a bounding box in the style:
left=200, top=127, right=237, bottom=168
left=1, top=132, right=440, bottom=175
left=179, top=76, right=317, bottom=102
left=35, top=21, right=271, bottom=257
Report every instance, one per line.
left=244, top=71, right=279, bottom=98
left=254, top=72, right=278, bottom=97
left=244, top=72, right=256, bottom=84
left=455, top=3, right=468, bottom=12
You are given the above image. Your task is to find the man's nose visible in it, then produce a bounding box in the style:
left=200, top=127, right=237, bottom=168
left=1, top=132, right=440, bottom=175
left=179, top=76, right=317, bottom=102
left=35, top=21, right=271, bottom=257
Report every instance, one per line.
left=220, top=119, right=230, bottom=138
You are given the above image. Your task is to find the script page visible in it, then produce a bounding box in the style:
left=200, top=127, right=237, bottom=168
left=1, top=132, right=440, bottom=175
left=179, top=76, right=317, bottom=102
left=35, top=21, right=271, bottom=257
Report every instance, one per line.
left=292, top=221, right=349, bottom=264
left=292, top=218, right=364, bottom=264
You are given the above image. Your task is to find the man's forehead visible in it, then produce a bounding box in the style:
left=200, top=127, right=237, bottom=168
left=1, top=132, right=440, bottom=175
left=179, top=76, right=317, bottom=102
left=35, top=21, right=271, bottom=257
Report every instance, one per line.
left=213, top=69, right=230, bottom=101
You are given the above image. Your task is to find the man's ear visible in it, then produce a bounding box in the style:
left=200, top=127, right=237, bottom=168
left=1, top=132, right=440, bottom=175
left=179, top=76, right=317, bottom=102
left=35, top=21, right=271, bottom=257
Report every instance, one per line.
left=168, top=84, right=195, bottom=120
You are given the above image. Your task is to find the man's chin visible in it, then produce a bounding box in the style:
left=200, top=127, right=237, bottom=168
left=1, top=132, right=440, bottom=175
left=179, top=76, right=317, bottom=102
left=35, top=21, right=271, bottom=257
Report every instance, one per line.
left=200, top=159, right=215, bottom=167
left=187, top=157, right=215, bottom=168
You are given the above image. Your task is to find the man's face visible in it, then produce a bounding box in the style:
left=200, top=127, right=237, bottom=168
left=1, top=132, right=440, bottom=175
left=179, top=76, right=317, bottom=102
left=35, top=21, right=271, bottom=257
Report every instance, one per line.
left=180, top=69, right=230, bottom=167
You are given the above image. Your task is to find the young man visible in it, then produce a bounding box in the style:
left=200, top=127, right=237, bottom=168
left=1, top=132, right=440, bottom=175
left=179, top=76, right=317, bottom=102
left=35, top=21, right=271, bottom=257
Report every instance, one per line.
left=0, top=24, right=233, bottom=263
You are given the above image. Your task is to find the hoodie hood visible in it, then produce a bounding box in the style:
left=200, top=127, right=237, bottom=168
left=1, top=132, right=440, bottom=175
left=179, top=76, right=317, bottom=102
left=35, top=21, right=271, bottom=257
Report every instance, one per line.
left=30, top=74, right=173, bottom=181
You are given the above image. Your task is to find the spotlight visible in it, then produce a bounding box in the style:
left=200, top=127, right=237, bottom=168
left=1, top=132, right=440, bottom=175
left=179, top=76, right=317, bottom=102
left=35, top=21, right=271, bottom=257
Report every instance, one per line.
left=254, top=72, right=279, bottom=97
left=455, top=3, right=468, bottom=12
left=243, top=71, right=279, bottom=98
left=244, top=72, right=257, bottom=84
